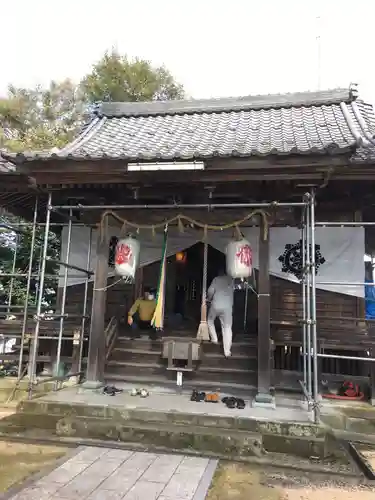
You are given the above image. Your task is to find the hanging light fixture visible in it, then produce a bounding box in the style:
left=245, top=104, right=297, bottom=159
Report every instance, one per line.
left=176, top=251, right=187, bottom=263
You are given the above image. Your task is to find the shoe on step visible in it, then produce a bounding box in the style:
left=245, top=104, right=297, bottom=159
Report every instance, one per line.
left=103, top=386, right=115, bottom=396
left=236, top=398, right=245, bottom=409
left=225, top=397, right=236, bottom=409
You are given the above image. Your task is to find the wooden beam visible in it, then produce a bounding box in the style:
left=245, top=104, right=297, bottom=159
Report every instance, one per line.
left=84, top=221, right=109, bottom=387
left=254, top=217, right=274, bottom=406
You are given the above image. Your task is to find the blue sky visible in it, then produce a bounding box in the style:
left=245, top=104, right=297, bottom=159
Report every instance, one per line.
left=1, top=0, right=374, bottom=102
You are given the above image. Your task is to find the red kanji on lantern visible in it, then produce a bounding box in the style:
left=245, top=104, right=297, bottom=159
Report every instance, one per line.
left=116, top=243, right=133, bottom=266
left=236, top=244, right=252, bottom=268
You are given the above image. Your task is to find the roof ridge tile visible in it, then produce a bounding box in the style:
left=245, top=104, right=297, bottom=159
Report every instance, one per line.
left=97, top=88, right=353, bottom=118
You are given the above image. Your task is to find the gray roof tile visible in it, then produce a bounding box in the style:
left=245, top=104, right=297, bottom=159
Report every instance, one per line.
left=3, top=87, right=375, bottom=164
left=0, top=157, right=14, bottom=172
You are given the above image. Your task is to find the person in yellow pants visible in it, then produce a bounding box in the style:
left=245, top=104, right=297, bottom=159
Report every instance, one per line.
left=128, top=287, right=157, bottom=339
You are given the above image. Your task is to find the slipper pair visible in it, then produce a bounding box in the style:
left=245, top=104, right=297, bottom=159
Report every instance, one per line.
left=222, top=396, right=245, bottom=409
left=190, top=390, right=219, bottom=403
left=190, top=390, right=205, bottom=402
left=205, top=392, right=219, bottom=403
left=130, top=387, right=149, bottom=398
left=103, top=385, right=123, bottom=396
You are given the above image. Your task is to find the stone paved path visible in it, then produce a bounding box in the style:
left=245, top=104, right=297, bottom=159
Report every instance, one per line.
left=9, top=446, right=218, bottom=500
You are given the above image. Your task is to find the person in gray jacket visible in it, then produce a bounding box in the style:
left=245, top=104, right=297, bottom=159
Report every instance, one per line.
left=207, top=270, right=234, bottom=357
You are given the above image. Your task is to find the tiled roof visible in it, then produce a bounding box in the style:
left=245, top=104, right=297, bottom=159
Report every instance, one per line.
left=0, top=157, right=14, bottom=172
left=3, top=87, right=375, bottom=164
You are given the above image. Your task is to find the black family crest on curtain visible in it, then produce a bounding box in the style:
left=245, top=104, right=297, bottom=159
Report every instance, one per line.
left=278, top=240, right=325, bottom=280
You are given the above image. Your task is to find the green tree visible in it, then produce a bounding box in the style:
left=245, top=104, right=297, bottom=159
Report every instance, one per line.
left=0, top=50, right=184, bottom=308
left=0, top=79, right=84, bottom=153
left=0, top=216, right=59, bottom=310
left=80, top=50, right=184, bottom=103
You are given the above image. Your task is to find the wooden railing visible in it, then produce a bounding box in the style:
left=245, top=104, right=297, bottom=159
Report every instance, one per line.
left=105, top=316, right=118, bottom=361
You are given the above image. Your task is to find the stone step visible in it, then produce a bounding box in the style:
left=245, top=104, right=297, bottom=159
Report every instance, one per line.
left=201, top=352, right=257, bottom=370
left=104, top=373, right=258, bottom=394
left=116, top=337, right=257, bottom=357
left=196, top=365, right=257, bottom=386
left=106, top=360, right=257, bottom=387
left=106, top=361, right=165, bottom=378
left=13, top=398, right=330, bottom=461
left=0, top=412, right=266, bottom=459
left=110, top=347, right=162, bottom=363
left=201, top=342, right=257, bottom=357
left=110, top=346, right=257, bottom=371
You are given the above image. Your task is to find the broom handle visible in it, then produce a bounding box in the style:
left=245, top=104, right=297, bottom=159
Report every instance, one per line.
left=201, top=241, right=208, bottom=322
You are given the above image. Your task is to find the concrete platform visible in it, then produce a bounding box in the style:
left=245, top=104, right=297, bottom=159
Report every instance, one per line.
left=0, top=385, right=341, bottom=463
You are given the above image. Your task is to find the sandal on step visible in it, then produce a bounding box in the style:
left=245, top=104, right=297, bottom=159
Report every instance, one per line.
left=103, top=386, right=116, bottom=396
left=205, top=392, right=219, bottom=403
left=106, top=385, right=123, bottom=394
left=191, top=390, right=205, bottom=402
left=139, top=388, right=149, bottom=398
left=236, top=398, right=245, bottom=409
left=190, top=390, right=199, bottom=402
left=225, top=397, right=236, bottom=409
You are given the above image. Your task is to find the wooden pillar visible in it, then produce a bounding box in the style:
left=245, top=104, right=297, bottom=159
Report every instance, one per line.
left=83, top=222, right=109, bottom=388
left=254, top=218, right=275, bottom=406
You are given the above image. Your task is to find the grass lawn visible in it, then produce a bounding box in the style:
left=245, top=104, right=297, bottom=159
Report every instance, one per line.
left=206, top=461, right=375, bottom=500
left=0, top=440, right=68, bottom=493
left=206, top=462, right=283, bottom=500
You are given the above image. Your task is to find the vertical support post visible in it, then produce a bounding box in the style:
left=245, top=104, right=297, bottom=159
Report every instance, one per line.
left=254, top=217, right=274, bottom=407
left=1, top=234, right=18, bottom=356
left=18, top=197, right=38, bottom=378
left=84, top=217, right=109, bottom=388
left=310, top=189, right=320, bottom=422
left=301, top=209, right=307, bottom=387
left=28, top=193, right=52, bottom=396
left=54, top=208, right=73, bottom=389
left=354, top=210, right=366, bottom=325
left=305, top=199, right=312, bottom=398
left=7, top=233, right=18, bottom=314
left=75, top=227, right=92, bottom=374
left=243, top=280, right=249, bottom=332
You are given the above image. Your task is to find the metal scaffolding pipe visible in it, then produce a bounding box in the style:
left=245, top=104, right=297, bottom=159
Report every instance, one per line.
left=4, top=233, right=18, bottom=355
left=51, top=202, right=307, bottom=210
left=55, top=208, right=72, bottom=390
left=79, top=228, right=92, bottom=374
left=1, top=222, right=93, bottom=227
left=310, top=189, right=319, bottom=423
left=19, top=196, right=37, bottom=378
left=316, top=222, right=375, bottom=226
left=34, top=243, right=43, bottom=307
left=7, top=234, right=18, bottom=314
left=298, top=379, right=313, bottom=405
left=0, top=335, right=89, bottom=341
left=0, top=312, right=89, bottom=318
left=0, top=305, right=31, bottom=309
left=316, top=282, right=371, bottom=286
left=48, top=260, right=93, bottom=276
left=305, top=203, right=312, bottom=398
left=301, top=213, right=307, bottom=387
left=243, top=280, right=249, bottom=332
left=317, top=353, right=375, bottom=362
left=0, top=273, right=90, bottom=279
left=28, top=192, right=52, bottom=393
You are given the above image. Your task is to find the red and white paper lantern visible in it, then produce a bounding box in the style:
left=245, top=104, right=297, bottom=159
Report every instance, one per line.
left=114, top=236, right=140, bottom=279
left=226, top=238, right=253, bottom=278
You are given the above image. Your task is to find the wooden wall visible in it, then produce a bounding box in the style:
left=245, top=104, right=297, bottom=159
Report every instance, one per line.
left=60, top=267, right=362, bottom=339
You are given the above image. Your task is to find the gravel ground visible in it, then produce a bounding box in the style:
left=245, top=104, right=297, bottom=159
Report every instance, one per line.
left=207, top=462, right=375, bottom=500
